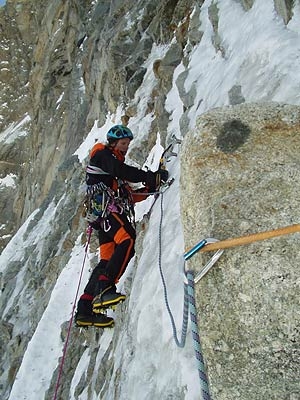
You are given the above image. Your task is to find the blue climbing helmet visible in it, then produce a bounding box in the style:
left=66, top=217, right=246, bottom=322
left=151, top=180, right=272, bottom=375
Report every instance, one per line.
left=106, top=125, right=134, bottom=141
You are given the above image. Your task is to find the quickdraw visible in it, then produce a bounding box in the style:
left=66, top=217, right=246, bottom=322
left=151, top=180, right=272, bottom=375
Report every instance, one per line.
left=184, top=238, right=224, bottom=283
left=115, top=179, right=136, bottom=225
left=82, top=182, right=114, bottom=219
left=83, top=181, right=131, bottom=222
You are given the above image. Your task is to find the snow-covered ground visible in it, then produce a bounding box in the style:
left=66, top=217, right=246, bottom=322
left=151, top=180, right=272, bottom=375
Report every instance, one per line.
left=2, top=1, right=300, bottom=399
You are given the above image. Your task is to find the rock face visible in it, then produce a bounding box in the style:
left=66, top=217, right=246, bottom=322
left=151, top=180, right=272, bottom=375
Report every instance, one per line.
left=0, top=0, right=297, bottom=250
left=0, top=0, right=197, bottom=251
left=0, top=1, right=200, bottom=397
left=1, top=1, right=300, bottom=399
left=181, top=102, right=300, bottom=400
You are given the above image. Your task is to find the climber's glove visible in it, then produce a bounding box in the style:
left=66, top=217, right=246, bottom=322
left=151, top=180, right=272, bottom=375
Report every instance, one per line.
left=156, top=168, right=169, bottom=184
left=144, top=171, right=157, bottom=193
left=144, top=169, right=169, bottom=192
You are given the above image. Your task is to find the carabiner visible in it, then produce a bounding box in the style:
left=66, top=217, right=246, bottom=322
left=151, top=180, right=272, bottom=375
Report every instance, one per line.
left=103, top=219, right=111, bottom=232
left=184, top=238, right=224, bottom=283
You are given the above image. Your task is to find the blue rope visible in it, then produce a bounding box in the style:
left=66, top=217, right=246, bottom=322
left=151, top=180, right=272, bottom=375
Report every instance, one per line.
left=186, top=270, right=211, bottom=399
left=158, top=192, right=211, bottom=399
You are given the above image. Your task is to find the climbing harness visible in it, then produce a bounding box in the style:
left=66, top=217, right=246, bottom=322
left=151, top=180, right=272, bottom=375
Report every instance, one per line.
left=83, top=179, right=137, bottom=231
left=52, top=225, right=93, bottom=400
left=115, top=179, right=136, bottom=225
left=157, top=192, right=212, bottom=400
left=83, top=182, right=114, bottom=219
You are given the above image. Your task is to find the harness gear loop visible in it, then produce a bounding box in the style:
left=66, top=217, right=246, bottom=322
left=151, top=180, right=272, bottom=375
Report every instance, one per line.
left=83, top=182, right=114, bottom=219
left=116, top=179, right=136, bottom=224
left=84, top=178, right=135, bottom=225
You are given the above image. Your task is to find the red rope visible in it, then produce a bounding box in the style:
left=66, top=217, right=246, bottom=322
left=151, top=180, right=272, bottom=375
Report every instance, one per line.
left=52, top=225, right=93, bottom=400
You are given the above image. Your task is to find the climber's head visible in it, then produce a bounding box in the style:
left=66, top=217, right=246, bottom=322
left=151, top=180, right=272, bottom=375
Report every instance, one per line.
left=107, top=125, right=134, bottom=158
left=106, top=125, right=133, bottom=143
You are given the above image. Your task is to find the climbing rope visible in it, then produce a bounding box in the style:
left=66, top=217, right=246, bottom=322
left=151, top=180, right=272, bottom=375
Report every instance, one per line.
left=158, top=192, right=188, bottom=347
left=157, top=168, right=300, bottom=399
left=186, top=270, right=211, bottom=400
left=52, top=225, right=93, bottom=400
left=158, top=192, right=211, bottom=400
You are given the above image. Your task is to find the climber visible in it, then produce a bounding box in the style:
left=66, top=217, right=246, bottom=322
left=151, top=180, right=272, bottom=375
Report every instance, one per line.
left=75, top=124, right=168, bottom=327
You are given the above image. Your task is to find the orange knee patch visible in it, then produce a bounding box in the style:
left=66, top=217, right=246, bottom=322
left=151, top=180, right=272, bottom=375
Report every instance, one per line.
left=114, top=227, right=132, bottom=244
left=100, top=242, right=115, bottom=260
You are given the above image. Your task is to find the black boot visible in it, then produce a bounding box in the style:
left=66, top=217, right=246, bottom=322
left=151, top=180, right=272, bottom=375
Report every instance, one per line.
left=76, top=298, right=93, bottom=315
left=92, top=278, right=126, bottom=312
left=75, top=298, right=114, bottom=328
left=75, top=313, right=114, bottom=328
